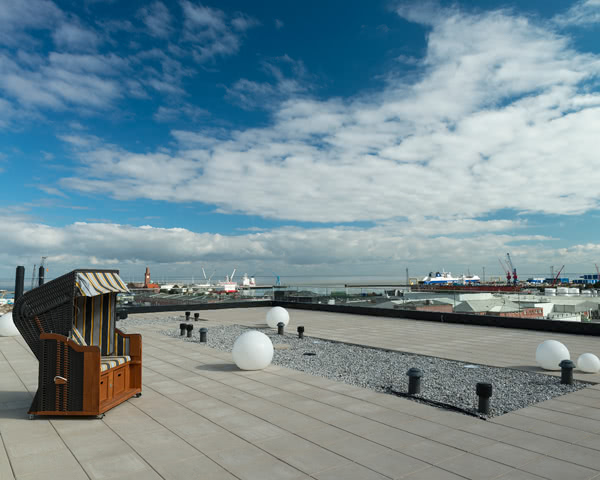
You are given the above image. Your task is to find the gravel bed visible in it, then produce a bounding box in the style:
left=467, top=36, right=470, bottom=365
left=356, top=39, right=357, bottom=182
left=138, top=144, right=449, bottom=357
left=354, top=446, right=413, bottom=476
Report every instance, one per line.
left=119, top=316, right=590, bottom=418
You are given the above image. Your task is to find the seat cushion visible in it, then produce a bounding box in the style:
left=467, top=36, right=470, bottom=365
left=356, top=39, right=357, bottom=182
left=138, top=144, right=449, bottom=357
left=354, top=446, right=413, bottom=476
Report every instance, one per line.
left=100, top=356, right=131, bottom=372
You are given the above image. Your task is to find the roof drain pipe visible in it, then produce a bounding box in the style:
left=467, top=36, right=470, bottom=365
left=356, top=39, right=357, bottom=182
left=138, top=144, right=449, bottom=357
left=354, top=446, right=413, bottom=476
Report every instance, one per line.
left=407, top=368, right=422, bottom=395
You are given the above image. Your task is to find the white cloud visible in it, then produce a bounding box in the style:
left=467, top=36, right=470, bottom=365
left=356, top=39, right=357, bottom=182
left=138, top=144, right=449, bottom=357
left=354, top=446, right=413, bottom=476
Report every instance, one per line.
left=1, top=213, right=598, bottom=283
left=0, top=0, right=63, bottom=46
left=52, top=22, right=101, bottom=51
left=153, top=103, right=209, bottom=122
left=0, top=50, right=126, bottom=114
left=180, top=1, right=258, bottom=62
left=231, top=13, right=260, bottom=32
left=138, top=1, right=173, bottom=38
left=275, top=19, right=284, bottom=29
left=554, top=0, right=600, bottom=27
left=225, top=55, right=312, bottom=109
left=56, top=6, right=600, bottom=225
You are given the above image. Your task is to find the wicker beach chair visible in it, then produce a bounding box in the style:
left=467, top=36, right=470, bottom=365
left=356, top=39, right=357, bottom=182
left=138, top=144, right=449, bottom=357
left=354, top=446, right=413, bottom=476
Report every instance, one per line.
left=13, top=269, right=141, bottom=418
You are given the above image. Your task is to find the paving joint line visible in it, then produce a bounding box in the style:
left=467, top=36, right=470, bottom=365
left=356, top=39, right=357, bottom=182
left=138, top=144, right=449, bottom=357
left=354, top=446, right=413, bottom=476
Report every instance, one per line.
left=0, top=344, right=91, bottom=480
left=142, top=340, right=477, bottom=478
left=140, top=362, right=389, bottom=479
left=144, top=329, right=600, bottom=474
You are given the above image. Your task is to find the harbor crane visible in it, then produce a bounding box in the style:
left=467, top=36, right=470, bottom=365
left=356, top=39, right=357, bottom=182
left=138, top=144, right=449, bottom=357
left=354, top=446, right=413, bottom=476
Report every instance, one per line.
left=498, top=257, right=511, bottom=284
left=201, top=267, right=216, bottom=283
left=551, top=265, right=565, bottom=286
left=506, top=253, right=517, bottom=286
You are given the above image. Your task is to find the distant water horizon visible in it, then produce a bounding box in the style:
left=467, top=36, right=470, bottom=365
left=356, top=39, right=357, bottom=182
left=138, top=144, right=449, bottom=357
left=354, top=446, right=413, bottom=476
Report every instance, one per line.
left=1, top=272, right=595, bottom=293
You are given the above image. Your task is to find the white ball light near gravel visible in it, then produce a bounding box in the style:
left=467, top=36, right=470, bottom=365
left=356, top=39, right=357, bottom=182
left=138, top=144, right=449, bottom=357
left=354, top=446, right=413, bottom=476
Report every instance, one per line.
left=536, top=340, right=570, bottom=370
left=232, top=331, right=274, bottom=370
left=266, top=307, right=289, bottom=328
left=0, top=312, right=20, bottom=337
left=577, top=353, right=600, bottom=373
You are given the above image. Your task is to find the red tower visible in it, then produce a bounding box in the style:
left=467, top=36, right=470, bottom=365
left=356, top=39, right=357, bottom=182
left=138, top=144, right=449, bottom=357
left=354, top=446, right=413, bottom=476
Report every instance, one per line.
left=144, top=267, right=151, bottom=287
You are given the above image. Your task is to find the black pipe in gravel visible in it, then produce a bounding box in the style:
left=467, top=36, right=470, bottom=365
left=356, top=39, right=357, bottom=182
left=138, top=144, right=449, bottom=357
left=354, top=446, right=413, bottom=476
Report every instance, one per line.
left=179, top=323, right=186, bottom=336
left=185, top=311, right=191, bottom=321
left=559, top=360, right=575, bottom=385
left=194, top=313, right=200, bottom=321
left=407, top=368, right=422, bottom=395
left=186, top=324, right=193, bottom=338
left=476, top=382, right=493, bottom=415
left=200, top=328, right=207, bottom=343
left=297, top=326, right=305, bottom=339
left=277, top=322, right=284, bottom=335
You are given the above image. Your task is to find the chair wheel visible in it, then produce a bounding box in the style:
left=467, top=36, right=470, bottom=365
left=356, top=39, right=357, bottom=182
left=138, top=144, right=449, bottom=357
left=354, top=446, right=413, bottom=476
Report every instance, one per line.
left=28, top=414, right=35, bottom=420
left=135, top=392, right=142, bottom=398
left=96, top=414, right=105, bottom=419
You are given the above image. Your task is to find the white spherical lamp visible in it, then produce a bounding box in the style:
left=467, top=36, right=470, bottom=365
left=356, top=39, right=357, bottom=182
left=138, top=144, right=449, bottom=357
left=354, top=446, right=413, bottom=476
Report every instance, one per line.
left=266, top=307, right=289, bottom=329
left=536, top=340, right=570, bottom=370
left=0, top=312, right=20, bottom=337
left=577, top=353, right=600, bottom=373
left=232, top=331, right=274, bottom=370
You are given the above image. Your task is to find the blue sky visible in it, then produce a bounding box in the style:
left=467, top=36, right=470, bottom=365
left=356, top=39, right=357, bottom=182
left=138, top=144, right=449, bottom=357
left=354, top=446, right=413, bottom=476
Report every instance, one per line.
left=1, top=0, right=600, bottom=284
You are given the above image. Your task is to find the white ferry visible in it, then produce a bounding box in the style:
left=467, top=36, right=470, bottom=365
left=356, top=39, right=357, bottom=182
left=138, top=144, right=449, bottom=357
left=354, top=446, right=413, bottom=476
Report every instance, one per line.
left=421, top=271, right=481, bottom=285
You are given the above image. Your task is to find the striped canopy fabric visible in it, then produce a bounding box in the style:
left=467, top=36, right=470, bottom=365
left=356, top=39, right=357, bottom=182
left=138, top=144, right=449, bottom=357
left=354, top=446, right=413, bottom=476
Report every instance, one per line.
left=75, top=271, right=129, bottom=297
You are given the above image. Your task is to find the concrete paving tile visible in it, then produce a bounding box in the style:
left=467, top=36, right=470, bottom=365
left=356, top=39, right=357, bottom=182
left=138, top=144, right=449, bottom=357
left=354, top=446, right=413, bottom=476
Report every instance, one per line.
left=361, top=408, right=417, bottom=429
left=394, top=417, right=454, bottom=438
left=185, top=430, right=252, bottom=455
left=102, top=414, right=165, bottom=437
left=167, top=416, right=227, bottom=437
left=103, top=468, right=164, bottom=480
left=211, top=444, right=306, bottom=480
left=81, top=450, right=151, bottom=480
left=433, top=428, right=497, bottom=452
left=425, top=410, right=482, bottom=430
left=294, top=424, right=349, bottom=444
left=214, top=413, right=287, bottom=442
left=436, top=452, right=514, bottom=480
left=255, top=433, right=321, bottom=458
left=284, top=444, right=351, bottom=475
left=575, top=433, right=600, bottom=451
left=314, top=462, right=392, bottom=480
left=494, top=471, right=547, bottom=480
left=358, top=449, right=430, bottom=479
left=397, top=439, right=465, bottom=465
left=515, top=407, right=600, bottom=434
left=324, top=435, right=391, bottom=461
left=256, top=411, right=327, bottom=435
left=4, top=430, right=67, bottom=458
left=545, top=443, right=600, bottom=471
left=519, top=456, right=599, bottom=480
left=343, top=421, right=424, bottom=449
left=461, top=420, right=519, bottom=441
left=0, top=438, right=14, bottom=480
left=256, top=433, right=350, bottom=474
left=18, top=467, right=89, bottom=480
left=557, top=393, right=600, bottom=408
left=61, top=430, right=129, bottom=462
left=126, top=429, right=200, bottom=463
left=152, top=454, right=238, bottom=480
left=51, top=416, right=110, bottom=436
left=498, top=430, right=567, bottom=455
left=10, top=448, right=81, bottom=478
left=473, top=442, right=541, bottom=468
left=401, top=466, right=471, bottom=480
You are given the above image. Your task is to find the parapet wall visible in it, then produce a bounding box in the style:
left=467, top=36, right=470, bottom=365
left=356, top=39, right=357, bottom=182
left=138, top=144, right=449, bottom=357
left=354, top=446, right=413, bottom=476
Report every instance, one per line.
left=119, top=300, right=600, bottom=336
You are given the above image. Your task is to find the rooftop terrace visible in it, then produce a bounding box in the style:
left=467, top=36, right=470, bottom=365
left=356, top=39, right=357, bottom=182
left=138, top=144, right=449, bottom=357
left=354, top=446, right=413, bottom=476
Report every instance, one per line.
left=2, top=307, right=600, bottom=480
